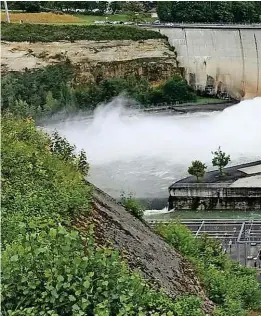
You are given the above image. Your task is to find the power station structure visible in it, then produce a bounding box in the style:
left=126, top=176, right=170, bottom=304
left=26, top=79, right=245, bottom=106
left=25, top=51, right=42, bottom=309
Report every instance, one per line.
left=168, top=161, right=261, bottom=211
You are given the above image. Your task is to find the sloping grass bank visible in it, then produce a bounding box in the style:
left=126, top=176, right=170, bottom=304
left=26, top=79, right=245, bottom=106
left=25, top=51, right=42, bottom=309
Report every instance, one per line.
left=1, top=117, right=203, bottom=315
left=1, top=23, right=165, bottom=42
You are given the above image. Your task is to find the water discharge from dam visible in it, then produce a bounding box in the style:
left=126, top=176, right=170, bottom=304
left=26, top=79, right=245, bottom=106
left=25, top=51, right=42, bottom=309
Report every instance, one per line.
left=44, top=97, right=261, bottom=201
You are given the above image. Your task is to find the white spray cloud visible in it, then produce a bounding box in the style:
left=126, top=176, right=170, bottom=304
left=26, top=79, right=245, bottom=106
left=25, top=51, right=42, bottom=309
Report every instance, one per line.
left=44, top=97, right=261, bottom=197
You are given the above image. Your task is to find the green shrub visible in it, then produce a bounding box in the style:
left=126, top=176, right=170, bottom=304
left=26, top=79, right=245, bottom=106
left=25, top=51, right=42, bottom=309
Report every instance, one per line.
left=157, top=222, right=199, bottom=257
left=1, top=23, right=165, bottom=42
left=161, top=75, right=196, bottom=103
left=120, top=193, right=145, bottom=220
left=156, top=222, right=261, bottom=314
left=1, top=222, right=162, bottom=315
left=1, top=117, right=91, bottom=225
left=2, top=215, right=203, bottom=315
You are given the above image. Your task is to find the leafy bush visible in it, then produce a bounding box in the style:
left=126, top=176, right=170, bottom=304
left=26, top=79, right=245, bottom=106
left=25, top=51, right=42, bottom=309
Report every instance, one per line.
left=212, top=146, right=231, bottom=177
left=120, top=193, right=145, bottom=220
left=160, top=75, right=196, bottom=103
left=2, top=219, right=204, bottom=315
left=1, top=23, right=165, bottom=42
left=156, top=222, right=261, bottom=315
left=1, top=117, right=91, bottom=226
left=188, top=160, right=207, bottom=182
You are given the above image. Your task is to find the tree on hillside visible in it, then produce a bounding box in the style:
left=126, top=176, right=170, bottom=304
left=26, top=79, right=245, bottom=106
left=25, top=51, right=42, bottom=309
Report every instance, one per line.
left=97, top=1, right=108, bottom=14
left=156, top=2, right=172, bottom=22
left=162, top=75, right=196, bottom=103
left=15, top=1, right=41, bottom=12
left=212, top=2, right=234, bottom=23
left=143, top=1, right=157, bottom=12
left=109, top=1, right=122, bottom=14
left=78, top=150, right=89, bottom=175
left=122, top=1, right=144, bottom=13
left=232, top=1, right=260, bottom=23
left=212, top=146, right=231, bottom=176
left=188, top=160, right=207, bottom=182
left=156, top=1, right=260, bottom=23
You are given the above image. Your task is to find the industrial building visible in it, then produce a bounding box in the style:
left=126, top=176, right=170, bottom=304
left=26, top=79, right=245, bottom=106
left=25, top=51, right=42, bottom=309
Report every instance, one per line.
left=168, top=161, right=261, bottom=211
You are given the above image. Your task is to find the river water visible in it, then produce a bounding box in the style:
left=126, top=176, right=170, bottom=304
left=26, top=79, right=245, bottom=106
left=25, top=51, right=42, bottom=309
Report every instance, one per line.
left=43, top=97, right=261, bottom=207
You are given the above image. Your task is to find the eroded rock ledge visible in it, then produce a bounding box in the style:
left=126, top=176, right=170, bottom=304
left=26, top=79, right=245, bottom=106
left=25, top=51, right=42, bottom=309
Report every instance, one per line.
left=1, top=39, right=183, bottom=83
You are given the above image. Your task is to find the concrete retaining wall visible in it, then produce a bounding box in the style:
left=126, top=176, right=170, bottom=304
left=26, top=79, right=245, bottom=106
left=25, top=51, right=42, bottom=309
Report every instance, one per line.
left=170, top=185, right=261, bottom=211
left=150, top=26, right=261, bottom=99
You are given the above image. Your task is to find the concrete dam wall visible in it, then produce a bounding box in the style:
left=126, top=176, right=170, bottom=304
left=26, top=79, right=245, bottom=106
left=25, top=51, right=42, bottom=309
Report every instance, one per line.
left=150, top=26, right=261, bottom=99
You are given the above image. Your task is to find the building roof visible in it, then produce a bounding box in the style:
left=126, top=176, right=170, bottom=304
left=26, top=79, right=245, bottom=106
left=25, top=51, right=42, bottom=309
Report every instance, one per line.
left=169, top=160, right=261, bottom=189
left=229, top=175, right=261, bottom=188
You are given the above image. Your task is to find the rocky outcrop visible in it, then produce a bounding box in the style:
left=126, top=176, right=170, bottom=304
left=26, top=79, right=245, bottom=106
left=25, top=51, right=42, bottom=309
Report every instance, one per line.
left=1, top=39, right=183, bottom=83
left=74, top=184, right=215, bottom=315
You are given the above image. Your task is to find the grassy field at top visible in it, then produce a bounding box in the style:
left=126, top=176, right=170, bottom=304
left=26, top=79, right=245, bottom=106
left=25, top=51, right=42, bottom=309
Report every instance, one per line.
left=1, top=23, right=164, bottom=42
left=1, top=12, right=83, bottom=23
left=1, top=12, right=156, bottom=25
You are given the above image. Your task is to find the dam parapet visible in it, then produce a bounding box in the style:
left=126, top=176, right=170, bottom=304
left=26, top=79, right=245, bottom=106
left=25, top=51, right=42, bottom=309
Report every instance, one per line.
left=168, top=161, right=261, bottom=211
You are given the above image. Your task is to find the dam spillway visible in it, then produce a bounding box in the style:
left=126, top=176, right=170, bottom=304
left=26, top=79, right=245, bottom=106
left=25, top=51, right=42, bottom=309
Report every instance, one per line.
left=43, top=97, right=261, bottom=202
left=146, top=25, right=261, bottom=99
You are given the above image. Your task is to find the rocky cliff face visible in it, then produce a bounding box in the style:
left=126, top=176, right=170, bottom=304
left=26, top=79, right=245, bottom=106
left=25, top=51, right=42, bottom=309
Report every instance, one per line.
left=74, top=184, right=215, bottom=315
left=1, top=39, right=183, bottom=83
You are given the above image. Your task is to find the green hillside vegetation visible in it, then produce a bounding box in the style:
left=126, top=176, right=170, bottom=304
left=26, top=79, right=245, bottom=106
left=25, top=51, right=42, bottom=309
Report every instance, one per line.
left=157, top=1, right=261, bottom=23
left=1, top=23, right=164, bottom=42
left=1, top=116, right=203, bottom=315
left=1, top=65, right=196, bottom=118
left=2, top=115, right=261, bottom=315
left=156, top=223, right=261, bottom=316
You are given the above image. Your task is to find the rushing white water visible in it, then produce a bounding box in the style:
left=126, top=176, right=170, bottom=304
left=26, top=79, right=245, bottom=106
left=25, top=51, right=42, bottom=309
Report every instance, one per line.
left=44, top=97, right=261, bottom=199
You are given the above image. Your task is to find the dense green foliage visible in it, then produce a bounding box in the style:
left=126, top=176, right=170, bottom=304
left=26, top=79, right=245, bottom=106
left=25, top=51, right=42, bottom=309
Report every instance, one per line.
left=2, top=220, right=203, bottom=316
left=120, top=193, right=145, bottom=220
left=212, top=147, right=231, bottom=176
left=157, top=1, right=261, bottom=23
left=2, top=65, right=196, bottom=118
left=156, top=223, right=261, bottom=316
left=1, top=117, right=204, bottom=315
left=188, top=160, right=207, bottom=182
left=2, top=65, right=75, bottom=117
left=1, top=23, right=164, bottom=42
left=3, top=1, right=156, bottom=14
left=1, top=117, right=91, bottom=245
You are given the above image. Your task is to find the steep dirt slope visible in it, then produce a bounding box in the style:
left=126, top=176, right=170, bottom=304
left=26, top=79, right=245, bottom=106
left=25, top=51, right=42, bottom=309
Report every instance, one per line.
left=74, top=184, right=214, bottom=315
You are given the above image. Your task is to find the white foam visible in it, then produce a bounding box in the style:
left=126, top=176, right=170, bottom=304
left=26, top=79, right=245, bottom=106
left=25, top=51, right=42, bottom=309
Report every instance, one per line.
left=144, top=207, right=173, bottom=216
